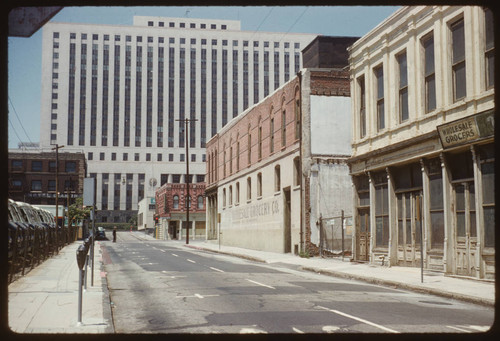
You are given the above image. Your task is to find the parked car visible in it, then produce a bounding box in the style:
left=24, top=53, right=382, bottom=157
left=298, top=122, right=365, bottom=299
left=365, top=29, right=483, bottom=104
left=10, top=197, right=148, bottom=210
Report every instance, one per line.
left=96, top=226, right=107, bottom=240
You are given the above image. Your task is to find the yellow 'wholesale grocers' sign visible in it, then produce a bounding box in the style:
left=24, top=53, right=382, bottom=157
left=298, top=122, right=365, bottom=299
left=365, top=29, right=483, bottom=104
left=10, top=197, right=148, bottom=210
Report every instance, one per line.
left=437, top=110, right=494, bottom=149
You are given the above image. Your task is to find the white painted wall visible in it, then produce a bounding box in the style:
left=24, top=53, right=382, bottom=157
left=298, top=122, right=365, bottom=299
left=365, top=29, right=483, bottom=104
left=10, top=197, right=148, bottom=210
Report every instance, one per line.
left=217, top=151, right=301, bottom=253
left=137, top=197, right=155, bottom=230
left=310, top=96, right=351, bottom=156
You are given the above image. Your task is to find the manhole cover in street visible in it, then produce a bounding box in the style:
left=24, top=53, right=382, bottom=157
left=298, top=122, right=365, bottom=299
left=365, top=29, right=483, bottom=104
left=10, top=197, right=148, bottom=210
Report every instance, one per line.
left=148, top=318, right=166, bottom=325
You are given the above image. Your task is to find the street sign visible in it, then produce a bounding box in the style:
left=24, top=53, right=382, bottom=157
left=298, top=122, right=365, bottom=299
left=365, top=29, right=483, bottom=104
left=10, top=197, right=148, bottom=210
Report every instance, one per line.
left=83, top=178, right=96, bottom=206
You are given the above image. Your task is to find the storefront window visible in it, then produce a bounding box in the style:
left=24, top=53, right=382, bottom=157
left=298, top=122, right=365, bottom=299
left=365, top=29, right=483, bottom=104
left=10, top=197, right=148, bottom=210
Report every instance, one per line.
left=448, top=151, right=476, bottom=241
left=480, top=144, right=495, bottom=247
left=428, top=158, right=444, bottom=249
left=373, top=171, right=389, bottom=247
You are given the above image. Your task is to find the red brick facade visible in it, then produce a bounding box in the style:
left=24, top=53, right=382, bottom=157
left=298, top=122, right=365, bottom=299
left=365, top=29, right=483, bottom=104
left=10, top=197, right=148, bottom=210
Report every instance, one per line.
left=8, top=151, right=87, bottom=205
left=310, top=70, right=350, bottom=96
left=206, top=77, right=301, bottom=188
left=155, top=183, right=206, bottom=218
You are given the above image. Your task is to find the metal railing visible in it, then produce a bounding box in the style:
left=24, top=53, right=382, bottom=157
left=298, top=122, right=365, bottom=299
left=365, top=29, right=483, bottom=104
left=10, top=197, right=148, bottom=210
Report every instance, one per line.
left=8, top=207, right=78, bottom=283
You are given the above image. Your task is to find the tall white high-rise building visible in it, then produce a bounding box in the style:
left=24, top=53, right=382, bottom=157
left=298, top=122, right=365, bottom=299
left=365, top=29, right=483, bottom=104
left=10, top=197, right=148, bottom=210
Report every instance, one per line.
left=40, top=16, right=317, bottom=223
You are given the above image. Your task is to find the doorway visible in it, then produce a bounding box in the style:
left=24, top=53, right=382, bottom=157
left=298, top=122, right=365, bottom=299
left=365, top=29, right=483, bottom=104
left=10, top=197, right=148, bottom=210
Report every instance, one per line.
left=454, top=181, right=477, bottom=277
left=357, top=208, right=370, bottom=261
left=283, top=187, right=291, bottom=253
left=169, top=221, right=177, bottom=240
left=396, top=191, right=422, bottom=266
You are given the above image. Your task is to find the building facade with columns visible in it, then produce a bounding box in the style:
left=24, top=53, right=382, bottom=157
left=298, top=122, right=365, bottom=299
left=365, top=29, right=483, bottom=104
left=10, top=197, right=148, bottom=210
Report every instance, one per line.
left=348, top=6, right=494, bottom=279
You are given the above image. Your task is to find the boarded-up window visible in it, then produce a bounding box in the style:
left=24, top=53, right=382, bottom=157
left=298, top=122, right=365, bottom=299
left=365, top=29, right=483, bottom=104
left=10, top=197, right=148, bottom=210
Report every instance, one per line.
left=479, top=144, right=495, bottom=247
left=373, top=171, right=389, bottom=247
left=428, top=158, right=444, bottom=249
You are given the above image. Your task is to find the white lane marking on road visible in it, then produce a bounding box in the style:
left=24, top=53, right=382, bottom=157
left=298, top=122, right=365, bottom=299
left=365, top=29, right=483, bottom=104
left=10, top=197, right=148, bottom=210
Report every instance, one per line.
left=240, top=326, right=267, bottom=334
left=292, top=327, right=304, bottom=334
left=467, top=325, right=490, bottom=332
left=160, top=249, right=166, bottom=253
left=317, top=306, right=399, bottom=334
left=246, top=279, right=275, bottom=289
left=322, top=326, right=340, bottom=333
left=171, top=253, right=179, bottom=257
left=209, top=267, right=224, bottom=273
left=161, top=271, right=186, bottom=279
left=447, top=326, right=472, bottom=333
left=187, top=259, right=196, bottom=263
left=176, top=293, right=220, bottom=299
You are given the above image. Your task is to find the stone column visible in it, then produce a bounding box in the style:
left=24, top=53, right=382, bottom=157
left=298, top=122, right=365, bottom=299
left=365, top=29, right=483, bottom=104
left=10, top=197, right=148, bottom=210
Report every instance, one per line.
left=386, top=167, right=397, bottom=266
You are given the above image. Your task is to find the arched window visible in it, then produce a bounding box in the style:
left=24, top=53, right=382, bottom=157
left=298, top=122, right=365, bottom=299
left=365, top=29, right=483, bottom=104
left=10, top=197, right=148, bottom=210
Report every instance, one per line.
left=247, top=124, right=252, bottom=166
left=229, top=185, right=233, bottom=205
left=275, top=164, right=281, bottom=192
left=236, top=134, right=240, bottom=172
left=281, top=101, right=287, bottom=147
left=207, top=153, right=211, bottom=183
left=257, top=172, right=262, bottom=197
left=247, top=177, right=252, bottom=201
left=270, top=106, right=275, bottom=153
left=223, top=143, right=227, bottom=178
left=197, top=195, right=204, bottom=209
left=293, top=156, right=300, bottom=187
left=173, top=195, right=179, bottom=209
left=229, top=138, right=233, bottom=174
left=295, top=87, right=300, bottom=140
left=258, top=116, right=262, bottom=160
left=214, top=149, right=218, bottom=181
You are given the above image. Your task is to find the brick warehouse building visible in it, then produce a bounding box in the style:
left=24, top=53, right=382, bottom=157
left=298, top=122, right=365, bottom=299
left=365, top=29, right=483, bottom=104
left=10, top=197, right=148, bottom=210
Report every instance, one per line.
left=155, top=182, right=206, bottom=240
left=8, top=149, right=86, bottom=208
left=206, top=36, right=358, bottom=254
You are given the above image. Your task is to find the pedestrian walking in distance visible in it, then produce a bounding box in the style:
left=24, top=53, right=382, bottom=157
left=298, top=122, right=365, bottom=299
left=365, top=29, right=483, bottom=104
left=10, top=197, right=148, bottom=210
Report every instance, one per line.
left=112, top=226, right=117, bottom=243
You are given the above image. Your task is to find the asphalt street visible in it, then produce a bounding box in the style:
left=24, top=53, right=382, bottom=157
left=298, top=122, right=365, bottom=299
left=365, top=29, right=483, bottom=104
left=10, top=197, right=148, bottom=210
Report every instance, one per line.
left=101, top=232, right=494, bottom=334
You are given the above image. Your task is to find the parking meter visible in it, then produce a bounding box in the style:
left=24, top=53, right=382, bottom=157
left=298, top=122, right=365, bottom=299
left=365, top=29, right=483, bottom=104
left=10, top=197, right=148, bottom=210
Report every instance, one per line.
left=76, top=244, right=87, bottom=270
left=76, top=244, right=87, bottom=324
left=83, top=237, right=91, bottom=254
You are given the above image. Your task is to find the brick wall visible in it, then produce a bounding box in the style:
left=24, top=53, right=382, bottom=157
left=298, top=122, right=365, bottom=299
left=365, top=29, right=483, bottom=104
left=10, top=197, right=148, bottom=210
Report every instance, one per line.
left=207, top=77, right=301, bottom=186
left=155, top=183, right=206, bottom=217
left=310, top=70, right=350, bottom=97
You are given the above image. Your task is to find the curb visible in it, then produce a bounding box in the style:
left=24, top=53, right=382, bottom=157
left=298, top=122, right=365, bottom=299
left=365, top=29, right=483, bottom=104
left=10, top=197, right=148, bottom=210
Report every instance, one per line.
left=184, top=244, right=494, bottom=308
left=301, top=266, right=495, bottom=308
left=98, top=244, right=115, bottom=334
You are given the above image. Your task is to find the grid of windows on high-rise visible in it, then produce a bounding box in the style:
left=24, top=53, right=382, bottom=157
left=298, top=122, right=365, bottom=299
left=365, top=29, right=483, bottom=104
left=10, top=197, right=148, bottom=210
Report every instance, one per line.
left=46, top=22, right=313, bottom=219
left=135, top=45, right=142, bottom=147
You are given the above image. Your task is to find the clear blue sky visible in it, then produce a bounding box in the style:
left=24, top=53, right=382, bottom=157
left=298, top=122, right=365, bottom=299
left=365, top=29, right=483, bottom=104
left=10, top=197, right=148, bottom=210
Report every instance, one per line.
left=7, top=5, right=400, bottom=149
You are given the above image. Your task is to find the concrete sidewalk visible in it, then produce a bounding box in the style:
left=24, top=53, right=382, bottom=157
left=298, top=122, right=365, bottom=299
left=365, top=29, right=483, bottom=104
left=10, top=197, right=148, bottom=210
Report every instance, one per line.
left=7, top=241, right=113, bottom=334
left=182, top=239, right=496, bottom=307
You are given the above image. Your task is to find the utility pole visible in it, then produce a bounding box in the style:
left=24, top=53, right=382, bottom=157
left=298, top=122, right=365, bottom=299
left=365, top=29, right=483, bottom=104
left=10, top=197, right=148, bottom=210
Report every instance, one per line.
left=176, top=118, right=197, bottom=244
left=52, top=144, right=64, bottom=253
left=67, top=176, right=72, bottom=241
